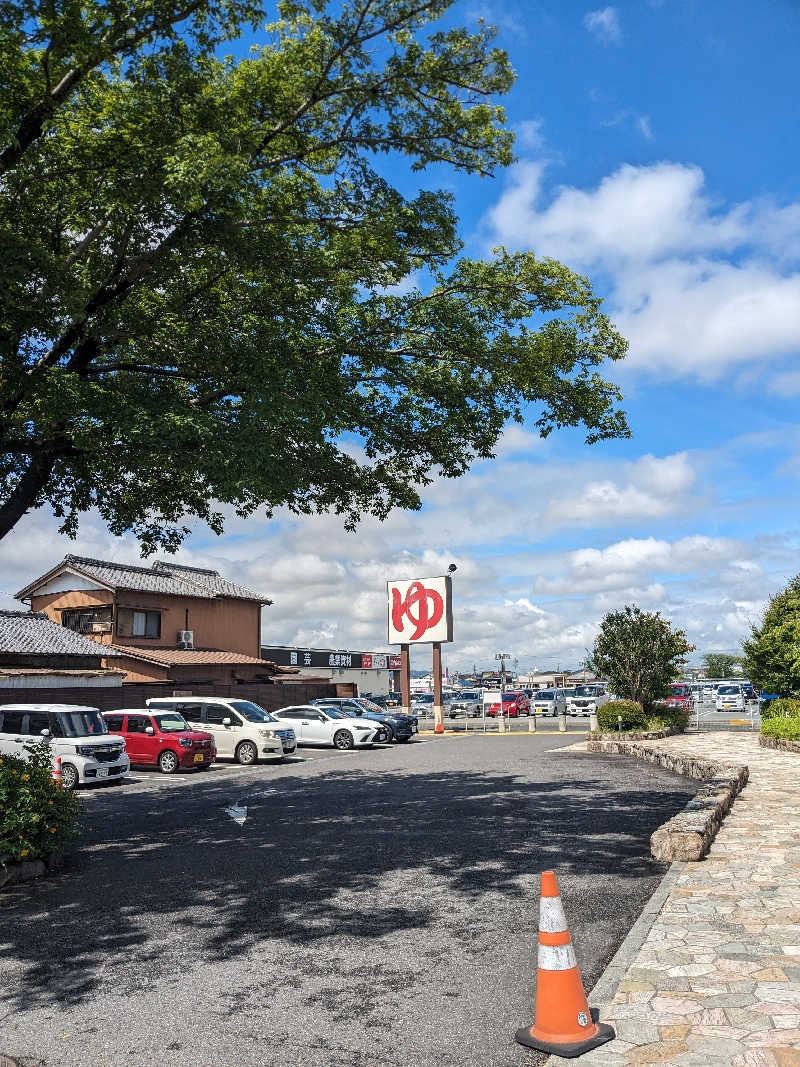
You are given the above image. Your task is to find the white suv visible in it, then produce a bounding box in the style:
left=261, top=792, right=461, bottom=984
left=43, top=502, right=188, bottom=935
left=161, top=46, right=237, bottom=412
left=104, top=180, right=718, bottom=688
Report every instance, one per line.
left=146, top=698, right=296, bottom=763
left=0, top=704, right=130, bottom=789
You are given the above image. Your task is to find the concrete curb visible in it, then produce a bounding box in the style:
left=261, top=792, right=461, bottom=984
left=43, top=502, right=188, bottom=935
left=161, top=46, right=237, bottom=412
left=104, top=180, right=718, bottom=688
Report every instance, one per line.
left=544, top=861, right=686, bottom=1066
left=585, top=738, right=748, bottom=861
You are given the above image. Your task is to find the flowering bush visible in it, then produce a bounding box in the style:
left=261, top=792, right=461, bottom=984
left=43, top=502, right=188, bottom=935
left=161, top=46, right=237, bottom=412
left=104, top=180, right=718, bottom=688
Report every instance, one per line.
left=0, top=742, right=81, bottom=862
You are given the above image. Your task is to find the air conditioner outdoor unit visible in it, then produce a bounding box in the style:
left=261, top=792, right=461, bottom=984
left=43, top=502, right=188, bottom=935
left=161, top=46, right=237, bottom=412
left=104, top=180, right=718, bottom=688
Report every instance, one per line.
left=177, top=630, right=194, bottom=649
left=91, top=622, right=112, bottom=633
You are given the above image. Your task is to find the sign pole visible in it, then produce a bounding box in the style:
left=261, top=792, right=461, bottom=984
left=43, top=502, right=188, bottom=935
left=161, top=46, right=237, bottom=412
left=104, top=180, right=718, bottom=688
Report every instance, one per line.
left=433, top=641, right=444, bottom=734
left=400, top=643, right=411, bottom=715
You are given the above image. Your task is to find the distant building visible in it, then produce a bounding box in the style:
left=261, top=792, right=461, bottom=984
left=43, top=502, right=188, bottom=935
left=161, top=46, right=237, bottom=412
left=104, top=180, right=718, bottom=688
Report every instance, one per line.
left=261, top=645, right=401, bottom=697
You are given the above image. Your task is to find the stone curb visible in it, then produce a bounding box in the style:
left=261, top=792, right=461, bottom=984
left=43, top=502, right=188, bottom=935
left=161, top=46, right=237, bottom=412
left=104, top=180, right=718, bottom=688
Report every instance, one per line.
left=0, top=850, right=66, bottom=891
left=585, top=737, right=749, bottom=861
left=759, top=732, right=800, bottom=753
left=544, top=860, right=686, bottom=1067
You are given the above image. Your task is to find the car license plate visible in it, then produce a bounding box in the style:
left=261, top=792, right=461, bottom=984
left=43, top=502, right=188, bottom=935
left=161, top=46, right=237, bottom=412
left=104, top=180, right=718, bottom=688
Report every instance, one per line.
left=96, top=767, right=108, bottom=778
left=194, top=752, right=204, bottom=762
left=282, top=743, right=294, bottom=752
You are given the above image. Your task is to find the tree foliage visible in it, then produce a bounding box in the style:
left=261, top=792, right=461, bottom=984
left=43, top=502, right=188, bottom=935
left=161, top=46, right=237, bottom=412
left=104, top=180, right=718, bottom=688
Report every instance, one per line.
left=741, top=575, right=800, bottom=696
left=0, top=0, right=629, bottom=551
left=702, top=652, right=740, bottom=679
left=588, top=605, right=694, bottom=712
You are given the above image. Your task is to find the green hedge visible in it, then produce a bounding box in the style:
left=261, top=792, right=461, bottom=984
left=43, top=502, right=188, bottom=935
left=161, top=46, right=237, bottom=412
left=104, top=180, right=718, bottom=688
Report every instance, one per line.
left=597, top=700, right=647, bottom=732
left=0, top=742, right=81, bottom=862
left=648, top=705, right=690, bottom=733
left=761, top=716, right=800, bottom=741
left=761, top=698, right=800, bottom=721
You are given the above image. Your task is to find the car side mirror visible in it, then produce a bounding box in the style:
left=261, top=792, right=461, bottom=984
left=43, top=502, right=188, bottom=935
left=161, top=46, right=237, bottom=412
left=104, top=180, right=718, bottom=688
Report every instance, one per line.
left=222, top=717, right=232, bottom=726
left=40, top=728, right=50, bottom=737
left=145, top=726, right=155, bottom=735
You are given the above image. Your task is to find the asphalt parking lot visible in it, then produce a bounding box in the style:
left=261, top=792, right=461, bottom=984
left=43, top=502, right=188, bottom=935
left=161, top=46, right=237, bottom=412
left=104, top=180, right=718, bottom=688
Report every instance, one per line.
left=0, top=733, right=699, bottom=1067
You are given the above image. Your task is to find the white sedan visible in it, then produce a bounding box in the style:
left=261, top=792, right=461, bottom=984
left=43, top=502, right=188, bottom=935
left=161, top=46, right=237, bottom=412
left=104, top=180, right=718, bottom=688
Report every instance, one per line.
left=270, top=705, right=382, bottom=750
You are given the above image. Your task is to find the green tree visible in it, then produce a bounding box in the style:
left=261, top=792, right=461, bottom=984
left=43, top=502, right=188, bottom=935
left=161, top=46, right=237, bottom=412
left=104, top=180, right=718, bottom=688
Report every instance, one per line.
left=0, top=0, right=629, bottom=552
left=588, top=605, right=695, bottom=712
left=702, top=652, right=740, bottom=679
left=741, top=575, right=800, bottom=696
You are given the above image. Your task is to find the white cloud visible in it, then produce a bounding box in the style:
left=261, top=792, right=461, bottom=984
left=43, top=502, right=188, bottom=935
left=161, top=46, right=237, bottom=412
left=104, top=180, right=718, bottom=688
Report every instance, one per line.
left=486, top=160, right=800, bottom=380
left=583, top=7, right=622, bottom=45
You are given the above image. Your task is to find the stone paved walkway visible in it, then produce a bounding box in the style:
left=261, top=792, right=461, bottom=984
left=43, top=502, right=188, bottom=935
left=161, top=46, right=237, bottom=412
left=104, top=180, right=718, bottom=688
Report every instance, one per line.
left=549, top=733, right=800, bottom=1067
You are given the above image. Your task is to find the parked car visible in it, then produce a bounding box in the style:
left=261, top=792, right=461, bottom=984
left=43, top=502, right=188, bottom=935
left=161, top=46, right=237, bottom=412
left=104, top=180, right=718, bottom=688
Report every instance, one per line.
left=0, top=703, right=129, bottom=790
left=410, top=692, right=434, bottom=715
left=447, top=689, right=483, bottom=718
left=665, top=683, right=694, bottom=709
left=741, top=684, right=759, bottom=703
left=715, top=684, right=746, bottom=713
left=312, top=697, right=417, bottom=741
left=103, top=709, right=216, bottom=773
left=565, top=684, right=609, bottom=717
left=531, top=689, right=567, bottom=717
left=146, top=697, right=295, bottom=763
left=270, top=704, right=384, bottom=749
left=487, top=691, right=530, bottom=717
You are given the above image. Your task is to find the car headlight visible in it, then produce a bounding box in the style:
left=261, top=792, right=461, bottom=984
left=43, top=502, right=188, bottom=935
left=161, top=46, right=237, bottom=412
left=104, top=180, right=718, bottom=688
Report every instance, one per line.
left=179, top=738, right=193, bottom=748
left=353, top=725, right=371, bottom=732
left=258, top=728, right=276, bottom=739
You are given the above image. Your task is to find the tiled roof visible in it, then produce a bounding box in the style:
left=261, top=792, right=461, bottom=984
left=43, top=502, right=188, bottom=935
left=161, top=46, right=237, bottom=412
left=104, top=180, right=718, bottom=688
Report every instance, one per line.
left=16, top=555, right=270, bottom=603
left=110, top=645, right=291, bottom=669
left=0, top=611, right=121, bottom=658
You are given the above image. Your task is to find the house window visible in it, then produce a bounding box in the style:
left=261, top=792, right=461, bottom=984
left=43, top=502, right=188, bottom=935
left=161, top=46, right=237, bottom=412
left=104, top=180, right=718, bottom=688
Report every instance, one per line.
left=61, top=607, right=112, bottom=634
left=133, top=611, right=161, bottom=638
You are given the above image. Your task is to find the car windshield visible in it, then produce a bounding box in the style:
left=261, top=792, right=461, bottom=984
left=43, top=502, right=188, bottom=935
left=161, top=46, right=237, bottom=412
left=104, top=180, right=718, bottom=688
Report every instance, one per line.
left=320, top=707, right=347, bottom=719
left=574, top=686, right=597, bottom=697
left=229, top=701, right=277, bottom=723
left=718, top=686, right=740, bottom=695
left=153, top=713, right=189, bottom=732
left=671, top=686, right=691, bottom=697
left=52, top=710, right=107, bottom=737
left=413, top=694, right=434, bottom=703
left=502, top=692, right=518, bottom=702
left=458, top=691, right=480, bottom=700
left=536, top=691, right=554, bottom=700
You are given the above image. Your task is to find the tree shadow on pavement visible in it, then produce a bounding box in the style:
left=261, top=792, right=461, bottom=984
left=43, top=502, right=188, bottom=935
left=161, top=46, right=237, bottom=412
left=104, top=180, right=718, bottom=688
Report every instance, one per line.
left=0, top=752, right=697, bottom=1011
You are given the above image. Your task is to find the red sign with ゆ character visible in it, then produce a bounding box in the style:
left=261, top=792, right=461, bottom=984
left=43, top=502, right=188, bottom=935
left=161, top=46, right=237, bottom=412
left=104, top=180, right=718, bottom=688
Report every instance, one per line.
left=387, top=576, right=453, bottom=644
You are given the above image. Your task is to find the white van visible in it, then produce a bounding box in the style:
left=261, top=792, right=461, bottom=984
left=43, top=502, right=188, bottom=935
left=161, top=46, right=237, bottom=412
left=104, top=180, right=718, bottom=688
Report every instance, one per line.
left=566, top=684, right=609, bottom=717
left=531, top=689, right=567, bottom=717
left=146, top=697, right=296, bottom=763
left=715, top=684, right=746, bottom=713
left=0, top=704, right=130, bottom=790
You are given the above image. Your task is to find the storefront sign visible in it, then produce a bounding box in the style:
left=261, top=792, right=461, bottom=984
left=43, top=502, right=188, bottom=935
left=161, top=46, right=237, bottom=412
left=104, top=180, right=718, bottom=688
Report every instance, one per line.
left=387, top=575, right=453, bottom=644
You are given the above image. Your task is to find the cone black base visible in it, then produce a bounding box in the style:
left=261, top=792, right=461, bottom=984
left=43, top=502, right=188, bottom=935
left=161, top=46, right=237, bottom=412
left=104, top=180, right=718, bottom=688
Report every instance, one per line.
left=514, top=1009, right=615, bottom=1059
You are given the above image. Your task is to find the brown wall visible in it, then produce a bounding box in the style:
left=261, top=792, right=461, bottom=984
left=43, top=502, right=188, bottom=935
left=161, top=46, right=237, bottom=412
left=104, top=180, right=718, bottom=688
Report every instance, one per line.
left=0, top=679, right=355, bottom=713
left=30, top=589, right=261, bottom=658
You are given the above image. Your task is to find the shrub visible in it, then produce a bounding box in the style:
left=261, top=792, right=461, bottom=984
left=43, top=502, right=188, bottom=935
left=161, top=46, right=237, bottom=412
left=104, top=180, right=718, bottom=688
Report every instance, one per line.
left=761, top=716, right=800, bottom=741
left=761, top=697, right=800, bottom=722
left=597, top=700, right=647, bottom=732
left=649, top=705, right=691, bottom=733
left=0, top=742, right=81, bottom=863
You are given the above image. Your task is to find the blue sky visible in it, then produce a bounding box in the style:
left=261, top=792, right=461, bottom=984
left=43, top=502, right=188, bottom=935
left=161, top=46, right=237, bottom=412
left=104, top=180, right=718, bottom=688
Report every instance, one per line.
left=2, top=0, right=799, bottom=671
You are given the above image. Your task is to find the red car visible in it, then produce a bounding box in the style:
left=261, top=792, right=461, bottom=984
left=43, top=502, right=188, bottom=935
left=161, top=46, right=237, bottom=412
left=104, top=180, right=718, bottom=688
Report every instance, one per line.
left=102, top=708, right=216, bottom=773
left=664, top=684, right=693, bottom=710
left=487, top=691, right=530, bottom=717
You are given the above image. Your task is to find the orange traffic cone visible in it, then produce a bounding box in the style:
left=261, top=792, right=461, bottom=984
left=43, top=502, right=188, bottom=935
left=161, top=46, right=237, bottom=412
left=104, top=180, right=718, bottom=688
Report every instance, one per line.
left=53, top=756, right=62, bottom=784
left=515, top=871, right=615, bottom=1058
left=434, top=722, right=444, bottom=734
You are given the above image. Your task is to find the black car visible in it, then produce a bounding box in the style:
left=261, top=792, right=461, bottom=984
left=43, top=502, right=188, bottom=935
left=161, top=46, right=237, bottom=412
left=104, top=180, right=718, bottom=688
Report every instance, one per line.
left=312, top=697, right=418, bottom=741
